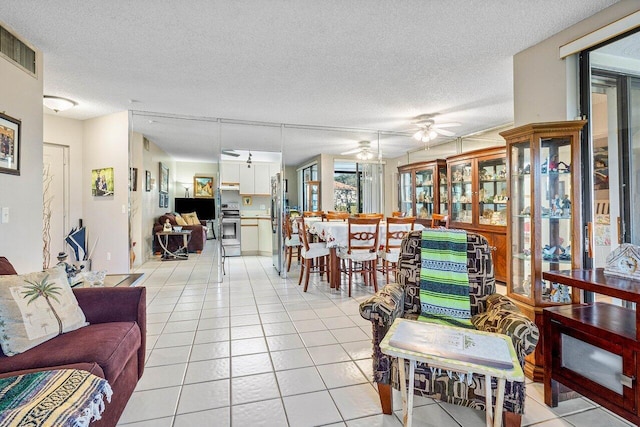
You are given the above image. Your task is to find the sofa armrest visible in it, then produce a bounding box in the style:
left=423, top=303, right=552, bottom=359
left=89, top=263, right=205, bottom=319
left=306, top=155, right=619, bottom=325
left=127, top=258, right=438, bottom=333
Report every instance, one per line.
left=359, top=282, right=405, bottom=327
left=471, top=294, right=539, bottom=366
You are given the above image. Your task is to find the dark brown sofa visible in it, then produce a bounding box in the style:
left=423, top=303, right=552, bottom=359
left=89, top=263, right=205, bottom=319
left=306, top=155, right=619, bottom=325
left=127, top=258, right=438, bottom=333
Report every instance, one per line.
left=0, top=257, right=146, bottom=427
left=152, top=212, right=207, bottom=254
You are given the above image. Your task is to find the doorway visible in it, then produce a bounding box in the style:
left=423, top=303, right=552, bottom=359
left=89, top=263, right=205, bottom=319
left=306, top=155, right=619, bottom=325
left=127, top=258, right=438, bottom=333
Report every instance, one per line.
left=43, top=143, right=70, bottom=268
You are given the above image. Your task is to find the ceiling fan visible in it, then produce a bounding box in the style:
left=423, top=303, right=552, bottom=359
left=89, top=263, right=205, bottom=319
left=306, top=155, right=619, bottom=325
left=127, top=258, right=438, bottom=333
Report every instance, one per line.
left=411, top=114, right=460, bottom=143
left=221, top=149, right=241, bottom=157
left=340, top=140, right=377, bottom=160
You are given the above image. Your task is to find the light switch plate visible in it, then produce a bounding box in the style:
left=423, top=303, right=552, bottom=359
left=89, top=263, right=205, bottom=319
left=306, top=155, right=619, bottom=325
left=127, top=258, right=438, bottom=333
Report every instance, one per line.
left=1, top=207, right=9, bottom=223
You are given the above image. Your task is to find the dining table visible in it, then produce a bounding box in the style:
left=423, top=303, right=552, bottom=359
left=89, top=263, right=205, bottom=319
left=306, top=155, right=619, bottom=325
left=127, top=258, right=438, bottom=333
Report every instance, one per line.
left=308, top=220, right=424, bottom=290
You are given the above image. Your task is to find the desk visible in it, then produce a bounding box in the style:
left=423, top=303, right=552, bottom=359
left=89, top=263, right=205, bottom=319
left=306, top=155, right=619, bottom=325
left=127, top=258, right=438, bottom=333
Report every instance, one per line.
left=380, top=318, right=523, bottom=427
left=308, top=222, right=423, bottom=289
left=156, top=230, right=192, bottom=260
left=542, top=269, right=640, bottom=424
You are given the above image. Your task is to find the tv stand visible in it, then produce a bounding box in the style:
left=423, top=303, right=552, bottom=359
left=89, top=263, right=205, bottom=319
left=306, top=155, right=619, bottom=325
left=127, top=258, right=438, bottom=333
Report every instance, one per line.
left=542, top=269, right=640, bottom=425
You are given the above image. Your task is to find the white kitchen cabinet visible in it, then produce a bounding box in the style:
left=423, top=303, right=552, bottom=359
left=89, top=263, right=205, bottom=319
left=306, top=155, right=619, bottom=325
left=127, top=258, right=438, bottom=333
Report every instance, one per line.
left=239, top=165, right=255, bottom=194
left=241, top=219, right=259, bottom=254
left=221, top=162, right=240, bottom=184
left=258, top=218, right=272, bottom=255
left=253, top=164, right=271, bottom=195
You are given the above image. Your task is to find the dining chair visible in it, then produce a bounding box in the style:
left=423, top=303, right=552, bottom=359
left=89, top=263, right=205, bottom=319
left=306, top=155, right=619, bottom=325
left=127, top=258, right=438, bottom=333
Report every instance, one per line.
left=323, top=211, right=349, bottom=221
left=378, top=216, right=415, bottom=283
left=284, top=214, right=301, bottom=272
left=303, top=211, right=324, bottom=218
left=296, top=217, right=331, bottom=292
left=356, top=213, right=384, bottom=219
left=430, top=213, right=450, bottom=228
left=391, top=211, right=406, bottom=218
left=337, top=217, right=381, bottom=297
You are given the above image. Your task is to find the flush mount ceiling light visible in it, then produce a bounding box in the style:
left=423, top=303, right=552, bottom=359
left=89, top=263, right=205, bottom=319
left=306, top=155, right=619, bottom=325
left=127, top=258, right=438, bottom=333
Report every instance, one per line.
left=411, top=114, right=460, bottom=143
left=43, top=95, right=77, bottom=113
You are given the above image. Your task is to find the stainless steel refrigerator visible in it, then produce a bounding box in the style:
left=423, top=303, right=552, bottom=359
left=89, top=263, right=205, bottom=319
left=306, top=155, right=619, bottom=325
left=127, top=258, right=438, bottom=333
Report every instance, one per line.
left=271, top=173, right=283, bottom=274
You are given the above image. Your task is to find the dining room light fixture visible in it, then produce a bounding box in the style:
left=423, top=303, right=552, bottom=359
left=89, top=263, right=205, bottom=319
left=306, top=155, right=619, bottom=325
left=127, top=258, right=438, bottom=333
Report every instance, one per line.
left=43, top=95, right=77, bottom=112
left=357, top=150, right=374, bottom=160
left=411, top=114, right=460, bottom=143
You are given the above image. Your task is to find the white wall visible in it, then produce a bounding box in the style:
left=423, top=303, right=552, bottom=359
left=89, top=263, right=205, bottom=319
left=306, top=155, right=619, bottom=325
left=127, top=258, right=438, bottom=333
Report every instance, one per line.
left=129, top=131, right=144, bottom=267
left=0, top=32, right=43, bottom=273
left=43, top=114, right=84, bottom=234
left=514, top=1, right=640, bottom=124
left=175, top=161, right=218, bottom=197
left=82, top=112, right=130, bottom=273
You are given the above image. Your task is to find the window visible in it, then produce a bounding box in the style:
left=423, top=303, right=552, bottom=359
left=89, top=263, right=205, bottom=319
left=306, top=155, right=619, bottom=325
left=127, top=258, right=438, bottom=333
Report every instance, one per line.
left=301, top=163, right=318, bottom=211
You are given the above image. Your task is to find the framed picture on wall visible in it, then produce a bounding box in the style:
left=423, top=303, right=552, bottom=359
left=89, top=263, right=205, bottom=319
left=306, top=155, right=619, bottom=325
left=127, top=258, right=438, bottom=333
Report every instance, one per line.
left=0, top=112, right=21, bottom=175
left=159, top=162, right=169, bottom=194
left=129, top=167, right=138, bottom=191
left=159, top=192, right=165, bottom=208
left=194, top=176, right=214, bottom=198
left=91, top=167, right=114, bottom=196
left=164, top=195, right=169, bottom=208
left=145, top=170, right=151, bottom=192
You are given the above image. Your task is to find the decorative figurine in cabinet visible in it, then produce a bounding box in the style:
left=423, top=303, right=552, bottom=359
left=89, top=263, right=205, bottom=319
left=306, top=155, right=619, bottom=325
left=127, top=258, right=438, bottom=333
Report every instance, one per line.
left=447, top=147, right=507, bottom=282
left=501, top=120, right=586, bottom=382
left=397, top=160, right=446, bottom=225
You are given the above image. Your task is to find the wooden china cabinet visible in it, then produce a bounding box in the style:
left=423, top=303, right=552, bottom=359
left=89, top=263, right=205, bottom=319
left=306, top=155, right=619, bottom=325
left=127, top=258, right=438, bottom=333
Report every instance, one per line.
left=501, top=120, right=586, bottom=381
left=447, top=147, right=508, bottom=282
left=397, top=159, right=447, bottom=226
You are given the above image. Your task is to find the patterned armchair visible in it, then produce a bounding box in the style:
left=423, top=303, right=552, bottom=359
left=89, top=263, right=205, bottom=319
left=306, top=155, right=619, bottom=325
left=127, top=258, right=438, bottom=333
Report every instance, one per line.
left=359, top=230, right=539, bottom=427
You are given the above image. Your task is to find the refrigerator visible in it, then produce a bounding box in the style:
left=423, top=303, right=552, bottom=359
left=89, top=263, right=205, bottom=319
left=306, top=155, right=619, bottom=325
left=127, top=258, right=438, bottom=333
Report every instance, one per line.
left=271, top=173, right=283, bottom=274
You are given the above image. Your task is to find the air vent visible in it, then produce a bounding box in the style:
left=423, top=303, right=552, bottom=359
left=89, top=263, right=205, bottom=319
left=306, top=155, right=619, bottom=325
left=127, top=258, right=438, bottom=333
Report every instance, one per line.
left=0, top=24, right=36, bottom=75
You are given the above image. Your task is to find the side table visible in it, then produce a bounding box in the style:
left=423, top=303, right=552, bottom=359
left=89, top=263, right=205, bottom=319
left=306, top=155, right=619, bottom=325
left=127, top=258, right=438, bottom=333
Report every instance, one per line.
left=380, top=318, right=523, bottom=427
left=156, top=230, right=192, bottom=260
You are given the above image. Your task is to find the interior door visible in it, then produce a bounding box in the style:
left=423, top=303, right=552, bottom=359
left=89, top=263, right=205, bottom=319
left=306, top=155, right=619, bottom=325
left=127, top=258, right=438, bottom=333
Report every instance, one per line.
left=43, top=143, right=69, bottom=268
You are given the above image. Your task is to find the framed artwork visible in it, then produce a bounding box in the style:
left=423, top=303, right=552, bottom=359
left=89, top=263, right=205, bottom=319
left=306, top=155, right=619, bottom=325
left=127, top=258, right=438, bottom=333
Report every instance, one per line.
left=91, top=167, right=114, bottom=196
left=159, top=162, right=169, bottom=194
left=243, top=196, right=252, bottom=206
left=129, top=167, right=138, bottom=191
left=159, top=192, right=165, bottom=208
left=164, top=194, right=169, bottom=208
left=145, top=170, right=151, bottom=192
left=194, top=176, right=214, bottom=198
left=0, top=112, right=21, bottom=175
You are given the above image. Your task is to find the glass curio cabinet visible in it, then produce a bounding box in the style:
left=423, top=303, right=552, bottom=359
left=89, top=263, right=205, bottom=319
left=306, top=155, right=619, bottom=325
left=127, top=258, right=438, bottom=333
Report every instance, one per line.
left=398, top=160, right=447, bottom=225
left=502, top=120, right=587, bottom=381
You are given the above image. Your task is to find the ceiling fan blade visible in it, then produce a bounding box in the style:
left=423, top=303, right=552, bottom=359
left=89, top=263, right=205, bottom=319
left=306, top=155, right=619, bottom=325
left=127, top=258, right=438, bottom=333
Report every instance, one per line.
left=433, top=122, right=461, bottom=129
left=434, top=128, right=456, bottom=137
left=221, top=150, right=240, bottom=157
left=340, top=147, right=362, bottom=155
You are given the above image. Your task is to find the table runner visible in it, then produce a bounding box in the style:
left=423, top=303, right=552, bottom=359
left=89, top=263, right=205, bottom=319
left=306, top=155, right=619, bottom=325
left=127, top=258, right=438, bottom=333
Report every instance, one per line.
left=0, top=369, right=112, bottom=427
left=419, top=228, right=473, bottom=328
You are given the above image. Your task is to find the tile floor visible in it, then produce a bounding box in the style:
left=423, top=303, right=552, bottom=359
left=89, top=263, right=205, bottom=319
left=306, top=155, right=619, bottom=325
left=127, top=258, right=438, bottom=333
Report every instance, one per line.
left=117, top=240, right=634, bottom=426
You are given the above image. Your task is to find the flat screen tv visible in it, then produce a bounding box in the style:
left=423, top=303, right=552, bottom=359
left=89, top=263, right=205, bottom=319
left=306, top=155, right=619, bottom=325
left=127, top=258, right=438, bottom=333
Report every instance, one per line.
left=174, top=198, right=215, bottom=220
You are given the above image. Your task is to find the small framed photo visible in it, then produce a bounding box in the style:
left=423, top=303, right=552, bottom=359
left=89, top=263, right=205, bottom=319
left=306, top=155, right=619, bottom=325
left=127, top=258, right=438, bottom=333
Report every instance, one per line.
left=159, top=162, right=169, bottom=194
left=159, top=192, right=165, bottom=208
left=164, top=194, right=169, bottom=208
left=145, top=170, right=151, bottom=192
left=194, top=176, right=214, bottom=198
left=243, top=196, right=252, bottom=206
left=0, top=112, right=21, bottom=175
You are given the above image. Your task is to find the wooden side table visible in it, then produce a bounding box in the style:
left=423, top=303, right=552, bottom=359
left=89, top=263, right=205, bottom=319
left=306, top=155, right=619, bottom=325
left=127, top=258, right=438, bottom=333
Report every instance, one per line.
left=156, top=230, right=192, bottom=260
left=380, top=318, right=523, bottom=427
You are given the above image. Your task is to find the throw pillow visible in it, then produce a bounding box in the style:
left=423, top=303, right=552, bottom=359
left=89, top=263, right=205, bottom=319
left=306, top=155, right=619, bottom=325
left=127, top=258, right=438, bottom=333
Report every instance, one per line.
left=0, top=257, right=17, bottom=275
left=0, top=265, right=88, bottom=356
left=182, top=211, right=200, bottom=225
left=175, top=214, right=188, bottom=226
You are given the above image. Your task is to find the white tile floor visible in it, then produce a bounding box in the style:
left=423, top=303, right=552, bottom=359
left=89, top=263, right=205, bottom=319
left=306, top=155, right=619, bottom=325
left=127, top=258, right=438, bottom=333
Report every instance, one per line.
left=117, top=240, right=634, bottom=426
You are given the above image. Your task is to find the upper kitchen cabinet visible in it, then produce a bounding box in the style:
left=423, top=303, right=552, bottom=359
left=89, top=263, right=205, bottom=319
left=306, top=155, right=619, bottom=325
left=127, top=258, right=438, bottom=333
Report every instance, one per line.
left=220, top=162, right=240, bottom=184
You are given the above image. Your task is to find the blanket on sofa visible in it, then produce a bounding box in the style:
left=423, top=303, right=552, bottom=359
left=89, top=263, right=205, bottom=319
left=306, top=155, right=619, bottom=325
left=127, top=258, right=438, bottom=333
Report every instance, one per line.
left=0, top=369, right=112, bottom=427
left=419, top=228, right=473, bottom=328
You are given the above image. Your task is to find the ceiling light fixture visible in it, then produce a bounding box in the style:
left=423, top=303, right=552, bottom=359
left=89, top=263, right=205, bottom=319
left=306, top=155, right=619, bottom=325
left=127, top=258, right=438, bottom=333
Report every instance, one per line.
left=412, top=114, right=460, bottom=143
left=43, top=95, right=77, bottom=113
left=357, top=150, right=373, bottom=160
left=247, top=151, right=252, bottom=168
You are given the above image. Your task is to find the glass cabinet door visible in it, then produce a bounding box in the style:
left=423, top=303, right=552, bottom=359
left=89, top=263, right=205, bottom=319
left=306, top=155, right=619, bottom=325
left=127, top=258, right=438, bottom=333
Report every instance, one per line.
left=416, top=167, right=434, bottom=219
left=510, top=142, right=532, bottom=299
left=399, top=171, right=413, bottom=216
left=478, top=157, right=507, bottom=226
left=438, top=165, right=448, bottom=216
left=306, top=180, right=321, bottom=212
left=450, top=161, right=473, bottom=224
left=540, top=137, right=573, bottom=303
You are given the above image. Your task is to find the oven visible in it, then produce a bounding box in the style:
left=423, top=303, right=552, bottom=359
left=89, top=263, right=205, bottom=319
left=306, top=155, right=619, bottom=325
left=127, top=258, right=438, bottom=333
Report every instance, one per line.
left=221, top=203, right=241, bottom=256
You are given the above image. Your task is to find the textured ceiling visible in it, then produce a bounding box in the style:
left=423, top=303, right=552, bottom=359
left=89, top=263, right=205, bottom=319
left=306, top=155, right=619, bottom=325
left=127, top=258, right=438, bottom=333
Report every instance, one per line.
left=1, top=0, right=620, bottom=164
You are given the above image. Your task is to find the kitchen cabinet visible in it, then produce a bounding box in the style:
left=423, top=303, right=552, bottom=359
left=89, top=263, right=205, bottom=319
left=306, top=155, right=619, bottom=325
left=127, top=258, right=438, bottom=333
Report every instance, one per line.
left=397, top=160, right=447, bottom=225
left=501, top=120, right=586, bottom=381
left=221, top=162, right=240, bottom=184
left=239, top=162, right=278, bottom=195
left=258, top=218, right=272, bottom=255
left=447, top=147, right=507, bottom=282
left=241, top=218, right=259, bottom=254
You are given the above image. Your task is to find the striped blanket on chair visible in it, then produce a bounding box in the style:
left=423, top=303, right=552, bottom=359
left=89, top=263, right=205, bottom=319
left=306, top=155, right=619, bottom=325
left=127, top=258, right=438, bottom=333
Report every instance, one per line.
left=0, top=369, right=112, bottom=427
left=418, top=228, right=473, bottom=328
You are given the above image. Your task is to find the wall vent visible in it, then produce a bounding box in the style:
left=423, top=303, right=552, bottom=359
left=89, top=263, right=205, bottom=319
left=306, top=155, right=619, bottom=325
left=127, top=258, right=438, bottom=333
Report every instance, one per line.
left=0, top=24, right=36, bottom=75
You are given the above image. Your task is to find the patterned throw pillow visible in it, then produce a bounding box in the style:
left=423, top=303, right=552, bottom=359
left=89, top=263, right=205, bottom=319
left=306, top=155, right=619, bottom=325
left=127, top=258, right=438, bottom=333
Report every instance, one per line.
left=174, top=214, right=188, bottom=226
left=0, top=265, right=88, bottom=356
left=182, top=211, right=200, bottom=225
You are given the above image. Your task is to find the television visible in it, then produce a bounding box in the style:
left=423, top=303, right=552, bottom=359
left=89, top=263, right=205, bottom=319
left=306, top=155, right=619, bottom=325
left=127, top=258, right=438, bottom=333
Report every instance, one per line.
left=174, top=198, right=215, bottom=220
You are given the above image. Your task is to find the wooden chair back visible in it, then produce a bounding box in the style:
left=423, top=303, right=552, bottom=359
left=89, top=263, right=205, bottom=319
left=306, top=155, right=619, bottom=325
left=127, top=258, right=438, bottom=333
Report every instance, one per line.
left=383, top=217, right=416, bottom=252
left=356, top=213, right=384, bottom=219
left=431, top=213, right=450, bottom=229
left=391, top=211, right=406, bottom=218
left=284, top=214, right=294, bottom=240
left=346, top=217, right=380, bottom=253
left=296, top=217, right=311, bottom=251
left=303, top=211, right=324, bottom=218
left=324, top=211, right=349, bottom=221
